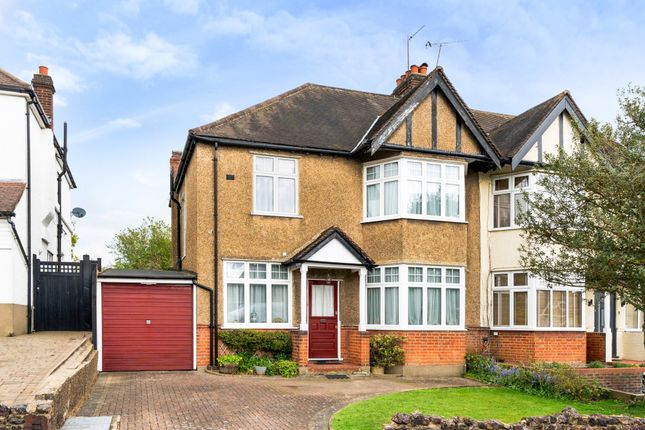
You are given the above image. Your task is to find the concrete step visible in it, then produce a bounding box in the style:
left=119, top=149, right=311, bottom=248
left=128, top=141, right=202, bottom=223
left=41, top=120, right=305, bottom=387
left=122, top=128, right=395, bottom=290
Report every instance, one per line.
left=61, top=416, right=120, bottom=430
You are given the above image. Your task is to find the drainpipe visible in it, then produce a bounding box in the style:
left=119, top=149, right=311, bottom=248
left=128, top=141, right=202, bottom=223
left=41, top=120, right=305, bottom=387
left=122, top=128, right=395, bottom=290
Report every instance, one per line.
left=169, top=169, right=182, bottom=270
left=5, top=214, right=28, bottom=265
left=56, top=122, right=69, bottom=263
left=26, top=100, right=33, bottom=333
left=194, top=282, right=214, bottom=368
left=212, top=141, right=219, bottom=367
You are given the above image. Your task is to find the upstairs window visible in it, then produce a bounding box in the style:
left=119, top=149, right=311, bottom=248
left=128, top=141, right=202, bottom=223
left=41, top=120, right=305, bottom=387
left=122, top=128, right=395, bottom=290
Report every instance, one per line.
left=364, top=158, right=464, bottom=222
left=253, top=155, right=298, bottom=216
left=492, top=173, right=532, bottom=228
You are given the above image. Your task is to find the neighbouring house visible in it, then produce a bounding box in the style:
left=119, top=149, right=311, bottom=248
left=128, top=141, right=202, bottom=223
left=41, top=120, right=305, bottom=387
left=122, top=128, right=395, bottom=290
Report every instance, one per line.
left=0, top=66, right=76, bottom=336
left=166, top=64, right=624, bottom=375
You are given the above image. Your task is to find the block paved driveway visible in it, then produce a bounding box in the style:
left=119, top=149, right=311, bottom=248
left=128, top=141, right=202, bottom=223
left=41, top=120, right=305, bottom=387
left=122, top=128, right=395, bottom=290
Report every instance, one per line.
left=78, top=371, right=480, bottom=430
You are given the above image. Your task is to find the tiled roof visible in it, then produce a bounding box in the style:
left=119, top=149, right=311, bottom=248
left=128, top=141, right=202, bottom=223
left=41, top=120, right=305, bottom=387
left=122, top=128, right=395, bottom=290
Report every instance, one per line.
left=0, top=181, right=26, bottom=214
left=470, top=109, right=515, bottom=133
left=0, top=68, right=29, bottom=89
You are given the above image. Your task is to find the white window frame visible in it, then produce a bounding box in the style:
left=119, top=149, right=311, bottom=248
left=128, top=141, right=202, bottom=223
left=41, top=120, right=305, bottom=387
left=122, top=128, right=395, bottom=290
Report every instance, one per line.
left=363, top=156, right=466, bottom=223
left=366, top=264, right=465, bottom=331
left=491, top=271, right=585, bottom=331
left=624, top=304, right=643, bottom=332
left=252, top=155, right=300, bottom=217
left=223, top=260, right=294, bottom=329
left=491, top=172, right=534, bottom=230
left=181, top=191, right=187, bottom=259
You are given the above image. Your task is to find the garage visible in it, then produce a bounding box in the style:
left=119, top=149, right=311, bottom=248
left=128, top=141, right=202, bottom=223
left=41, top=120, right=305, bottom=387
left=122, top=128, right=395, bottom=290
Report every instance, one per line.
left=97, top=269, right=197, bottom=372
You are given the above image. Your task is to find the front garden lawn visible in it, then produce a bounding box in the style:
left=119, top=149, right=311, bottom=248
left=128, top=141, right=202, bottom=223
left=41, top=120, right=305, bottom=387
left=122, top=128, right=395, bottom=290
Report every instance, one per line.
left=331, top=386, right=645, bottom=430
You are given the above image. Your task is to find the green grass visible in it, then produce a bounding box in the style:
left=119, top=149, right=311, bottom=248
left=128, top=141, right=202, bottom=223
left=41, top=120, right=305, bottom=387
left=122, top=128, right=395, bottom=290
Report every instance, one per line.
left=331, top=387, right=645, bottom=430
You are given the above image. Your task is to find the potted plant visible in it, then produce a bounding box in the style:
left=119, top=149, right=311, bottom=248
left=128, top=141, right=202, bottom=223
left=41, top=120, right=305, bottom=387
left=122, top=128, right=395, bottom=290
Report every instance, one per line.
left=218, top=354, right=242, bottom=374
left=253, top=356, right=272, bottom=375
left=370, top=334, right=405, bottom=375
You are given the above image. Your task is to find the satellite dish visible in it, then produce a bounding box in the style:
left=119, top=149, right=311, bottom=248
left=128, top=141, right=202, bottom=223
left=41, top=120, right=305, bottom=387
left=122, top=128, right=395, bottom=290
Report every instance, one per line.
left=71, top=207, right=86, bottom=218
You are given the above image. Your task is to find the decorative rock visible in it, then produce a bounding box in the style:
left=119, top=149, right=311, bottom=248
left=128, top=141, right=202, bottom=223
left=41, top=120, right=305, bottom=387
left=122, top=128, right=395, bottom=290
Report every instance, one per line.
left=9, top=405, right=26, bottom=416
left=35, top=403, right=51, bottom=414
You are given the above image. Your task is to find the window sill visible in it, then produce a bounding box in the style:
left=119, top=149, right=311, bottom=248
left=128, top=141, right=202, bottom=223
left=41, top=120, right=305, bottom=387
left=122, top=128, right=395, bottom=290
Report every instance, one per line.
left=251, top=212, right=303, bottom=219
left=491, top=326, right=586, bottom=332
left=362, top=216, right=467, bottom=225
left=489, top=226, right=523, bottom=232
left=222, top=323, right=297, bottom=330
left=624, top=329, right=643, bottom=333
left=366, top=325, right=466, bottom=331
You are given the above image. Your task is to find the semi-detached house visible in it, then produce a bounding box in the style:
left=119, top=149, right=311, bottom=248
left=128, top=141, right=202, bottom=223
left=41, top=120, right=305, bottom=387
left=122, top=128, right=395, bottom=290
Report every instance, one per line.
left=166, top=65, right=625, bottom=375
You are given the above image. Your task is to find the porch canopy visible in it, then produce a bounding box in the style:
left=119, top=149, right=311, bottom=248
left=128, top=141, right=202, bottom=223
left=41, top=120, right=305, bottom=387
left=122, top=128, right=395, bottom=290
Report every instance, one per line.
left=285, top=227, right=374, bottom=331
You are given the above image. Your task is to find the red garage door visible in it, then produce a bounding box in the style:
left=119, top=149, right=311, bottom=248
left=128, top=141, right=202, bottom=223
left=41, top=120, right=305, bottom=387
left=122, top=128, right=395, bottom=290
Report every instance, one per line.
left=102, top=283, right=193, bottom=371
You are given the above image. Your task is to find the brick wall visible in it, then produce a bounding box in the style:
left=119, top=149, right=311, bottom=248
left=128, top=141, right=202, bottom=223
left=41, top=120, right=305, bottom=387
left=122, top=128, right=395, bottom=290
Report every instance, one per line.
left=290, top=331, right=308, bottom=365
left=490, top=331, right=586, bottom=365
left=466, top=327, right=490, bottom=354
left=342, top=327, right=370, bottom=366
left=196, top=324, right=211, bottom=367
left=366, top=330, right=466, bottom=365
left=576, top=367, right=645, bottom=394
left=586, top=332, right=606, bottom=362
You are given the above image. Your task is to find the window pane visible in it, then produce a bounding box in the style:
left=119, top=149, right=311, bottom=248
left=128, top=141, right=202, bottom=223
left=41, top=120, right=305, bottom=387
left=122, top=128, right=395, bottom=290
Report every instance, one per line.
left=494, top=273, right=508, bottom=287
left=426, top=182, right=441, bottom=216
left=250, top=284, right=267, bottom=323
left=494, top=291, right=510, bottom=326
left=427, top=288, right=441, bottom=325
left=367, top=288, right=380, bottom=324
left=408, top=287, right=423, bottom=325
left=227, top=283, right=244, bottom=323
left=513, top=272, right=528, bottom=286
left=366, top=166, right=380, bottom=180
left=226, top=262, right=244, bottom=279
left=408, top=267, right=423, bottom=283
left=553, top=291, right=566, bottom=327
left=626, top=304, right=640, bottom=329
left=427, top=163, right=441, bottom=178
left=513, top=192, right=528, bottom=225
left=446, top=165, right=460, bottom=181
left=385, top=267, right=399, bottom=282
left=277, top=158, right=295, bottom=174
left=407, top=180, right=422, bottom=214
left=384, top=287, right=399, bottom=325
left=277, top=177, right=296, bottom=213
left=514, top=291, right=528, bottom=326
left=446, top=269, right=460, bottom=284
left=568, top=291, right=582, bottom=328
left=272, top=284, right=288, bottom=323
left=311, top=284, right=334, bottom=317
left=514, top=175, right=529, bottom=189
left=537, top=290, right=551, bottom=327
left=427, top=268, right=441, bottom=283
left=255, top=176, right=274, bottom=212
left=250, top=263, right=266, bottom=279
left=445, top=184, right=460, bottom=218
left=494, top=193, right=511, bottom=228
left=446, top=288, right=460, bottom=325
left=384, top=162, right=398, bottom=177
left=494, top=178, right=509, bottom=191
left=408, top=161, right=422, bottom=177
left=366, top=184, right=380, bottom=218
left=367, top=268, right=381, bottom=284
left=255, top=156, right=274, bottom=172
left=384, top=181, right=398, bottom=216
left=271, top=264, right=288, bottom=280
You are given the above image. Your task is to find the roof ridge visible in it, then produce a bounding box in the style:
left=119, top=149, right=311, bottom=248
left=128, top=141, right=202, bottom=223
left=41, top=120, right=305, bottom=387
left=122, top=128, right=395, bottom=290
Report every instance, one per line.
left=488, top=91, right=566, bottom=135
left=304, top=82, right=394, bottom=99
left=0, top=67, right=29, bottom=88
left=469, top=108, right=515, bottom=119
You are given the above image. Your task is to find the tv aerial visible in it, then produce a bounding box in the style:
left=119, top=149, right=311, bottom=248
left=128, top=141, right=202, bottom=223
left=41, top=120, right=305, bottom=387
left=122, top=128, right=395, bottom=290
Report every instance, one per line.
left=425, top=39, right=468, bottom=67
left=406, top=25, right=425, bottom=70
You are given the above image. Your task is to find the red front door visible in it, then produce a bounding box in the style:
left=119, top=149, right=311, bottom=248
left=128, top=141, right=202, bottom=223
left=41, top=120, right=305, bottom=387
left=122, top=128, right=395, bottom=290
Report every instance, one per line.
left=308, top=280, right=338, bottom=359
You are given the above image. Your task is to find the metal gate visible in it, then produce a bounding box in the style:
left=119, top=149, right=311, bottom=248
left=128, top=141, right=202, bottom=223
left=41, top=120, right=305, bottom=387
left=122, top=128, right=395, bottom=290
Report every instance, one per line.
left=33, top=254, right=101, bottom=331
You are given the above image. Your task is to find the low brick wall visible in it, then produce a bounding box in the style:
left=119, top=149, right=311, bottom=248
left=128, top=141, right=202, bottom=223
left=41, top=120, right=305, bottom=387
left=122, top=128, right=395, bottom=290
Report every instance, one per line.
left=586, top=332, right=606, bottom=362
left=465, top=327, right=489, bottom=354
left=490, top=331, right=586, bottom=365
left=576, top=367, right=644, bottom=394
left=384, top=408, right=645, bottom=429
left=290, top=331, right=308, bottom=366
left=196, top=324, right=211, bottom=367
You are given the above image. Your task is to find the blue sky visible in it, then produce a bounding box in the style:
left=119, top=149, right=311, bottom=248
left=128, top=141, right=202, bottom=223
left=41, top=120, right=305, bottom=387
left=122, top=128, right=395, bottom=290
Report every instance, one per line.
left=1, top=0, right=644, bottom=264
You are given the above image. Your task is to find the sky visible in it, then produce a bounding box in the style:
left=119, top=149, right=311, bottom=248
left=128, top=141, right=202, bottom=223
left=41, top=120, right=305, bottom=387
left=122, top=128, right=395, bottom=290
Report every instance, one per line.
left=1, top=0, right=644, bottom=265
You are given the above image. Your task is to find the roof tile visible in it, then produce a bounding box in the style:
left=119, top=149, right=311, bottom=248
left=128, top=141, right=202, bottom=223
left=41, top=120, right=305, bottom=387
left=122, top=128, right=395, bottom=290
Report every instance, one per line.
left=0, top=181, right=26, bottom=214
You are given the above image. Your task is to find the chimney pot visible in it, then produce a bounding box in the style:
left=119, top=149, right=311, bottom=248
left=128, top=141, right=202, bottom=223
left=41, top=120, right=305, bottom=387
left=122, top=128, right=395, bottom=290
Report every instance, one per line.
left=410, top=64, right=419, bottom=74
left=419, top=63, right=428, bottom=74
left=405, top=70, right=411, bottom=78
left=38, top=65, right=48, bottom=75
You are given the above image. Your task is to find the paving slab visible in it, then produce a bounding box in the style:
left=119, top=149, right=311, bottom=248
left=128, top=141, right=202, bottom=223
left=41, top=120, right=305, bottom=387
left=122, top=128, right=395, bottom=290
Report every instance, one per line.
left=61, top=416, right=114, bottom=430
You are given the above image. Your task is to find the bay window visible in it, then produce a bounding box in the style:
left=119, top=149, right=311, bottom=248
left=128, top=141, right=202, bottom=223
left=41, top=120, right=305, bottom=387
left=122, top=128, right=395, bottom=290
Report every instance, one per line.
left=224, top=261, right=292, bottom=327
left=364, top=158, right=465, bottom=222
left=492, top=173, right=533, bottom=228
left=367, top=265, right=464, bottom=329
left=253, top=155, right=298, bottom=216
left=492, top=271, right=584, bottom=329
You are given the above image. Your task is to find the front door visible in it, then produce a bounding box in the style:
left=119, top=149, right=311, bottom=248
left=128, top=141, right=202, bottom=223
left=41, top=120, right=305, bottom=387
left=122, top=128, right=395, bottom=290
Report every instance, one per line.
left=308, top=280, right=338, bottom=359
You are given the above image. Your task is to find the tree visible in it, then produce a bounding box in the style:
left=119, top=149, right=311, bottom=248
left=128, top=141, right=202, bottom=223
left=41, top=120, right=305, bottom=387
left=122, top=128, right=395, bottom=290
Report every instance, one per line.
left=519, top=86, right=645, bottom=327
left=108, top=217, right=173, bottom=270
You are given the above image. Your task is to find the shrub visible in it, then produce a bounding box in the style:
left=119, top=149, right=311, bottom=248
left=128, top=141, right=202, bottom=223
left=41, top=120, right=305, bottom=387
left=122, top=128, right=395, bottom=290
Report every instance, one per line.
left=612, top=362, right=635, bottom=368
left=370, top=334, right=406, bottom=368
left=238, top=354, right=274, bottom=374
left=217, top=354, right=242, bottom=366
left=267, top=360, right=299, bottom=377
left=465, top=353, right=608, bottom=401
left=219, top=330, right=292, bottom=356
left=587, top=360, right=606, bottom=368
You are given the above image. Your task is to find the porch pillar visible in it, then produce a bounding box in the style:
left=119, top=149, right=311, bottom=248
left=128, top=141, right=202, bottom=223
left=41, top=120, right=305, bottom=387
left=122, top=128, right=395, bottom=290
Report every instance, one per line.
left=358, top=268, right=367, bottom=332
left=300, top=264, right=309, bottom=331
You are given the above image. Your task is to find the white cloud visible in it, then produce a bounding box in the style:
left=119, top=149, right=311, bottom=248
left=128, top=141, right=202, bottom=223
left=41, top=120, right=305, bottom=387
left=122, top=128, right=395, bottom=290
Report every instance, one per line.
left=76, top=31, right=197, bottom=79
left=200, top=102, right=236, bottom=122
left=108, top=118, right=141, bottom=128
left=164, top=0, right=200, bottom=15
left=119, top=0, right=144, bottom=16
left=74, top=116, right=141, bottom=144
left=133, top=171, right=159, bottom=187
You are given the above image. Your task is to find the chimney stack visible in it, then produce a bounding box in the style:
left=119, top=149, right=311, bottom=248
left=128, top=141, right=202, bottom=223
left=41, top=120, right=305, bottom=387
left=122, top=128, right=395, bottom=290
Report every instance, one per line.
left=169, top=151, right=182, bottom=182
left=392, top=62, right=429, bottom=97
left=31, top=65, right=56, bottom=128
